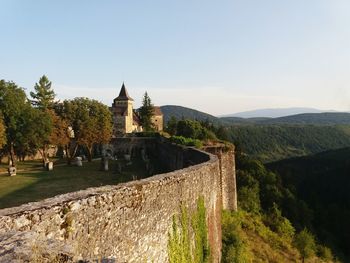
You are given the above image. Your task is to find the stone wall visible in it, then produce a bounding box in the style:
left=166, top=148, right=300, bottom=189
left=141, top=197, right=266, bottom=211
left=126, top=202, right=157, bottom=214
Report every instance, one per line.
left=204, top=145, right=237, bottom=211
left=0, top=139, right=236, bottom=262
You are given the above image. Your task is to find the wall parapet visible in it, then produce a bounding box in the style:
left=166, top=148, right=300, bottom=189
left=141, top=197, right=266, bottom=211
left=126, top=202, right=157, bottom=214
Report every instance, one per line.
left=0, top=138, right=236, bottom=262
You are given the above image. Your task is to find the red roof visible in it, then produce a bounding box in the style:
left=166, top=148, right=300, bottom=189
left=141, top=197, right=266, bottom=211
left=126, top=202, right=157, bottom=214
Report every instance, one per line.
left=153, top=106, right=163, bottom=116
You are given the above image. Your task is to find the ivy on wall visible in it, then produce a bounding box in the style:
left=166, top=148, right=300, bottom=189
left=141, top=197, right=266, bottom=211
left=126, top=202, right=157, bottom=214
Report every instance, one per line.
left=168, top=197, right=210, bottom=263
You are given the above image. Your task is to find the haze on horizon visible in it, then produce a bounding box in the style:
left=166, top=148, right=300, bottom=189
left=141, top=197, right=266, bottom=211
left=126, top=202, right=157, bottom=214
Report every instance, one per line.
left=1, top=0, right=350, bottom=116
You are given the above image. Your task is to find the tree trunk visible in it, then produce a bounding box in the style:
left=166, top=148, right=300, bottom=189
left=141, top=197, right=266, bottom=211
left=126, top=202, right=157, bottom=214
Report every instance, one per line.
left=39, top=146, right=49, bottom=167
left=9, top=143, right=16, bottom=168
left=87, top=145, right=93, bottom=162
left=65, top=143, right=78, bottom=165
left=65, top=145, right=71, bottom=165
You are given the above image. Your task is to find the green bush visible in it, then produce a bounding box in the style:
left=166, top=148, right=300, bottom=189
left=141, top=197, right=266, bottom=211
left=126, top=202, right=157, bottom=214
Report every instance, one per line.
left=294, top=228, right=316, bottom=262
left=222, top=211, right=251, bottom=263
left=176, top=119, right=216, bottom=141
left=318, top=245, right=333, bottom=262
left=237, top=186, right=260, bottom=214
left=170, top=136, right=203, bottom=148
left=264, top=203, right=295, bottom=241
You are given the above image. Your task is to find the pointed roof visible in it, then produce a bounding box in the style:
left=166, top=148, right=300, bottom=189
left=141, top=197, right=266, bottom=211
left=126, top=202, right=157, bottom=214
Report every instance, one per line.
left=115, top=82, right=134, bottom=101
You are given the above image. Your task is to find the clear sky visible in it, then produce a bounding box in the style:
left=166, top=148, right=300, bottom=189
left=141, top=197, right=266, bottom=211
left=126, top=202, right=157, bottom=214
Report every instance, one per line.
left=1, top=0, right=350, bottom=115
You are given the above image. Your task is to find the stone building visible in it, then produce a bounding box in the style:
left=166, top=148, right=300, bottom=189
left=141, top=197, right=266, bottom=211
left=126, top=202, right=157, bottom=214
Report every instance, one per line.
left=151, top=106, right=164, bottom=132
left=111, top=83, right=163, bottom=136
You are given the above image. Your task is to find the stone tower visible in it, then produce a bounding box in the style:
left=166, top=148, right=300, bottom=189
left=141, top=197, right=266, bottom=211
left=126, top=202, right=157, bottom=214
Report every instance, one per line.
left=111, top=83, right=135, bottom=135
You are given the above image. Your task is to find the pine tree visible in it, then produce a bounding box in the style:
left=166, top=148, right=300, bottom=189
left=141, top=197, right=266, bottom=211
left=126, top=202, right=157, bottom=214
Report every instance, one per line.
left=30, top=75, right=55, bottom=109
left=139, top=92, right=155, bottom=132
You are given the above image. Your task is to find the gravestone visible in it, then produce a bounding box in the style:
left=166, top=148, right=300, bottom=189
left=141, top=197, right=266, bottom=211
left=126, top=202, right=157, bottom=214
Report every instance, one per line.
left=124, top=154, right=131, bottom=161
left=46, top=162, right=54, bottom=171
left=74, top=157, right=83, bottom=167
left=8, top=167, right=16, bottom=176
left=100, top=157, right=109, bottom=171
left=116, top=162, right=122, bottom=173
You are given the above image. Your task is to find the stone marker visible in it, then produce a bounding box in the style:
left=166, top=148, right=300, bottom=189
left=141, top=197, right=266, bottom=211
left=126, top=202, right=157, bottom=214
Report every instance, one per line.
left=124, top=154, right=131, bottom=161
left=100, top=157, right=109, bottom=171
left=116, top=162, right=122, bottom=173
left=46, top=161, right=54, bottom=171
left=75, top=157, right=83, bottom=167
left=8, top=167, right=16, bottom=176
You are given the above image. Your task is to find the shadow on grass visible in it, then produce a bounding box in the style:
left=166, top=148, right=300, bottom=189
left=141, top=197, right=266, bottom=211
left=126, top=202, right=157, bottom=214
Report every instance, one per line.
left=0, top=159, right=151, bottom=209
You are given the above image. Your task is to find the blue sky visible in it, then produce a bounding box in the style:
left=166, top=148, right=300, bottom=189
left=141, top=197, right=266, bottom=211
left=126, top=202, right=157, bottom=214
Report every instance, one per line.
left=1, top=0, right=350, bottom=115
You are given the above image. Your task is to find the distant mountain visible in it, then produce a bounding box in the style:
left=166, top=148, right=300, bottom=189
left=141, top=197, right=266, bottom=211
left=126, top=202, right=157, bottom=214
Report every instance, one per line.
left=221, top=117, right=271, bottom=124
left=161, top=105, right=350, bottom=126
left=262, top=112, right=350, bottom=125
left=223, top=107, right=333, bottom=118
left=160, top=105, right=224, bottom=125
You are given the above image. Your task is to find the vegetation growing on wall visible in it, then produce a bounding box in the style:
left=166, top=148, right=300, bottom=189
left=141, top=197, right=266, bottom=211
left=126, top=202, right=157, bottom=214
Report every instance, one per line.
left=168, top=197, right=210, bottom=263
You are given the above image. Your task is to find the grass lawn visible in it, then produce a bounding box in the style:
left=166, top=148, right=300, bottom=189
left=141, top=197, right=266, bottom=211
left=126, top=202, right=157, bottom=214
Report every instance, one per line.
left=0, top=159, right=149, bottom=209
left=0, top=158, right=66, bottom=173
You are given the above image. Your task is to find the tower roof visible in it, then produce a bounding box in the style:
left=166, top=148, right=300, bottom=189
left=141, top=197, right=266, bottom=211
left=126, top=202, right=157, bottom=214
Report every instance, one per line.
left=115, top=82, right=133, bottom=101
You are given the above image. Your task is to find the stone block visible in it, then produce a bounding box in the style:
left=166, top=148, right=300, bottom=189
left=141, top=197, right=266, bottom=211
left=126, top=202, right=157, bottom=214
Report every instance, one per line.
left=124, top=154, right=131, bottom=161
left=100, top=158, right=109, bottom=171
left=8, top=167, right=16, bottom=176
left=46, top=162, right=54, bottom=171
left=74, top=157, right=83, bottom=167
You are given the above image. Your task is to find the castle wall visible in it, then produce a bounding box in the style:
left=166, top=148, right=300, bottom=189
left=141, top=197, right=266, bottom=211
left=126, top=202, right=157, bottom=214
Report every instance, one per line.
left=0, top=140, right=236, bottom=262
left=204, top=146, right=237, bottom=211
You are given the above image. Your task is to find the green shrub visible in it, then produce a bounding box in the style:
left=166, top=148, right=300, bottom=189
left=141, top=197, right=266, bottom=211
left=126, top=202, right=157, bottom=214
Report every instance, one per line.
left=264, top=203, right=295, bottom=241
left=170, top=136, right=203, bottom=148
left=294, top=228, right=316, bottom=262
left=222, top=210, right=251, bottom=263
left=237, top=185, right=261, bottom=214
left=318, top=245, right=333, bottom=262
left=176, top=119, right=216, bottom=141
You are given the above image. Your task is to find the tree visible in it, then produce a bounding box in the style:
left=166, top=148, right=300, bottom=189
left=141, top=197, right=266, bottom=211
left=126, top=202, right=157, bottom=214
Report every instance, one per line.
left=30, top=76, right=66, bottom=165
left=15, top=108, right=53, bottom=163
left=139, top=92, right=155, bottom=132
left=62, top=98, right=112, bottom=162
left=0, top=80, right=32, bottom=167
left=0, top=117, right=6, bottom=150
left=48, top=109, right=70, bottom=148
left=318, top=245, right=333, bottom=262
left=166, top=116, right=178, bottom=136
left=216, top=126, right=229, bottom=141
left=176, top=120, right=216, bottom=141
left=294, top=228, right=316, bottom=263
left=30, top=75, right=55, bottom=109
left=264, top=203, right=295, bottom=241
